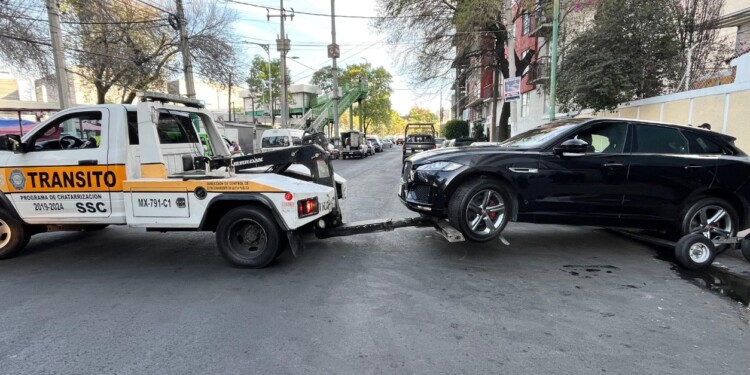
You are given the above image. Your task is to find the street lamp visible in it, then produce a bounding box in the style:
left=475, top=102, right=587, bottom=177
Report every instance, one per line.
left=361, top=57, right=368, bottom=66
left=242, top=41, right=274, bottom=125
left=289, top=56, right=317, bottom=71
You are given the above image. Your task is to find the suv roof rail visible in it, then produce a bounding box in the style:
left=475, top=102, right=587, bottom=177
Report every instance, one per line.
left=137, top=91, right=205, bottom=109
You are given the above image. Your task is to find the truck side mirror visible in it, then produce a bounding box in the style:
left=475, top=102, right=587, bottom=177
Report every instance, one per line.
left=0, top=134, right=24, bottom=152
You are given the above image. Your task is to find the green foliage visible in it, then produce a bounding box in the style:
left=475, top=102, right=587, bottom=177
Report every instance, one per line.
left=389, top=110, right=406, bottom=136
left=310, top=66, right=340, bottom=93
left=472, top=122, right=485, bottom=140
left=246, top=55, right=289, bottom=110
left=557, top=0, right=681, bottom=112
left=442, top=120, right=470, bottom=139
left=406, top=106, right=438, bottom=125
left=339, top=63, right=393, bottom=136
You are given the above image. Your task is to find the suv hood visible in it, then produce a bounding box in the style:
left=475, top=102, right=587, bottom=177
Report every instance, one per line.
left=407, top=145, right=526, bottom=165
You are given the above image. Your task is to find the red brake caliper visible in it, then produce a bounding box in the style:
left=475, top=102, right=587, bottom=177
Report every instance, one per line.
left=489, top=200, right=497, bottom=219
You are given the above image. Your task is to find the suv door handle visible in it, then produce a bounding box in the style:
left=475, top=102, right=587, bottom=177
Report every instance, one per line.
left=603, top=163, right=624, bottom=168
left=78, top=159, right=98, bottom=166
left=684, top=165, right=702, bottom=170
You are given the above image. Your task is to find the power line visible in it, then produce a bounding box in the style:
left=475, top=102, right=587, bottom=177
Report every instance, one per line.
left=131, top=0, right=172, bottom=15
left=0, top=13, right=169, bottom=25
left=224, top=0, right=451, bottom=20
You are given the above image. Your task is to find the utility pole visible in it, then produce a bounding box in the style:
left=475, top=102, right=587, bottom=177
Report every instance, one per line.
left=228, top=73, right=232, bottom=122
left=45, top=0, right=71, bottom=108
left=548, top=0, right=560, bottom=120
left=329, top=0, right=341, bottom=142
left=505, top=0, right=517, bottom=137
left=176, top=0, right=196, bottom=98
left=268, top=1, right=293, bottom=128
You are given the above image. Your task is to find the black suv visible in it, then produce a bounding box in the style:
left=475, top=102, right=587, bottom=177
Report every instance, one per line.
left=400, top=118, right=749, bottom=244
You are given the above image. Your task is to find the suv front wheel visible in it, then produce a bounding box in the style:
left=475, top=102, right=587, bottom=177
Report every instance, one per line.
left=448, top=179, right=511, bottom=242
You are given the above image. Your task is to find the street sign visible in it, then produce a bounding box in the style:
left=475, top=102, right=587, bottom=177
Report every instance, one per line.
left=503, top=77, right=521, bottom=102
left=327, top=43, right=340, bottom=58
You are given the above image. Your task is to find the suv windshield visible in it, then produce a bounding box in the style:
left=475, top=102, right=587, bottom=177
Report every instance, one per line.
left=499, top=120, right=585, bottom=148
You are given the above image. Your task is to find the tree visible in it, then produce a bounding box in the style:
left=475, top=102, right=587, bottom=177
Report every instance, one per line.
left=674, top=0, right=731, bottom=91
left=246, top=55, right=289, bottom=114
left=309, top=66, right=340, bottom=93
left=472, top=122, right=485, bottom=140
left=0, top=0, right=240, bottom=104
left=406, top=106, right=438, bottom=127
left=442, top=120, right=469, bottom=139
left=388, top=110, right=406, bottom=136
left=374, top=0, right=533, bottom=141
left=340, top=63, right=393, bottom=136
left=556, top=0, right=681, bottom=112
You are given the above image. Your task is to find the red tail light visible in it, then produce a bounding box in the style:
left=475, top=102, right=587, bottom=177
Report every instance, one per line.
left=297, top=197, right=319, bottom=218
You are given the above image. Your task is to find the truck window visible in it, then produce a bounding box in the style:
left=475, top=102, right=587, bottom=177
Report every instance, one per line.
left=30, top=112, right=102, bottom=151
left=127, top=110, right=199, bottom=145
left=127, top=111, right=138, bottom=145
left=157, top=112, right=199, bottom=144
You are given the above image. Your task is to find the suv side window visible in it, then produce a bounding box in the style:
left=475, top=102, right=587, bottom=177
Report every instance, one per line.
left=634, top=124, right=688, bottom=154
left=568, top=122, right=628, bottom=153
left=30, top=112, right=103, bottom=151
left=682, top=131, right=726, bottom=155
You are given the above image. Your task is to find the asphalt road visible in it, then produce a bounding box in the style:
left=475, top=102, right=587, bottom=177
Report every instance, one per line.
left=1, top=146, right=749, bottom=374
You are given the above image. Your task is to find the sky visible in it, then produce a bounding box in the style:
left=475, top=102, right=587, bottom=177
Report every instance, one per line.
left=228, top=0, right=451, bottom=116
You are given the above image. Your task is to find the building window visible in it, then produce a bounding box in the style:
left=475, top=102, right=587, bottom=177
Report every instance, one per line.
left=522, top=12, right=531, bottom=35
left=521, top=93, right=530, bottom=117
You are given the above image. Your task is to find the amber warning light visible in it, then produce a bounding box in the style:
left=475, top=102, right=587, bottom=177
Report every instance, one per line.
left=297, top=197, right=319, bottom=218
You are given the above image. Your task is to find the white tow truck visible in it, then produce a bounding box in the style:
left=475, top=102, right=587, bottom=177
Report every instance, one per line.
left=0, top=93, right=348, bottom=268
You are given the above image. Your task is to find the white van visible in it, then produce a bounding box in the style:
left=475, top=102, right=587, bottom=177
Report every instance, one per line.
left=260, top=128, right=305, bottom=153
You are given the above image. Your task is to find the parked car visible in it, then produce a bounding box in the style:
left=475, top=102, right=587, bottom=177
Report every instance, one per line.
left=435, top=137, right=446, bottom=148
left=382, top=139, right=394, bottom=148
left=367, top=137, right=383, bottom=153
left=326, top=143, right=340, bottom=159
left=396, top=137, right=404, bottom=145
left=400, top=118, right=749, bottom=266
left=453, top=137, right=477, bottom=147
left=366, top=140, right=375, bottom=156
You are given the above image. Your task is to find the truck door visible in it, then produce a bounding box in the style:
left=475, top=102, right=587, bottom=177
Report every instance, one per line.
left=5, top=109, right=115, bottom=223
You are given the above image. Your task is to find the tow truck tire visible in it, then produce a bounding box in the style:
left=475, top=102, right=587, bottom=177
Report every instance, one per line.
left=674, top=234, right=716, bottom=270
left=0, top=213, right=27, bottom=260
left=448, top=179, right=511, bottom=242
left=215, top=206, right=282, bottom=268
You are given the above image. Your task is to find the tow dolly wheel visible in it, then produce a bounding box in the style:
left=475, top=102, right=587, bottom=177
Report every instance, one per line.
left=216, top=206, right=282, bottom=268
left=0, top=212, right=27, bottom=260
left=675, top=234, right=717, bottom=270
left=740, top=234, right=750, bottom=263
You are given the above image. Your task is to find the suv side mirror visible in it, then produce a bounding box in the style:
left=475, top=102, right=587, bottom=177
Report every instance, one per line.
left=554, top=138, right=588, bottom=156
left=0, top=134, right=24, bottom=152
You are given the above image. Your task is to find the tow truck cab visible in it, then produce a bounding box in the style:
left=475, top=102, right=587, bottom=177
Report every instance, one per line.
left=0, top=92, right=345, bottom=268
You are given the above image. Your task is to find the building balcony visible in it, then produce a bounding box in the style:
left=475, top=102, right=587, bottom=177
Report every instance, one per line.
left=529, top=1, right=553, bottom=38
left=527, top=56, right=550, bottom=85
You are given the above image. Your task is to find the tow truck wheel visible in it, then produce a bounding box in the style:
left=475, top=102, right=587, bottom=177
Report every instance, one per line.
left=0, top=213, right=27, bottom=260
left=216, top=206, right=281, bottom=268
left=674, top=234, right=716, bottom=270
left=448, top=179, right=511, bottom=242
